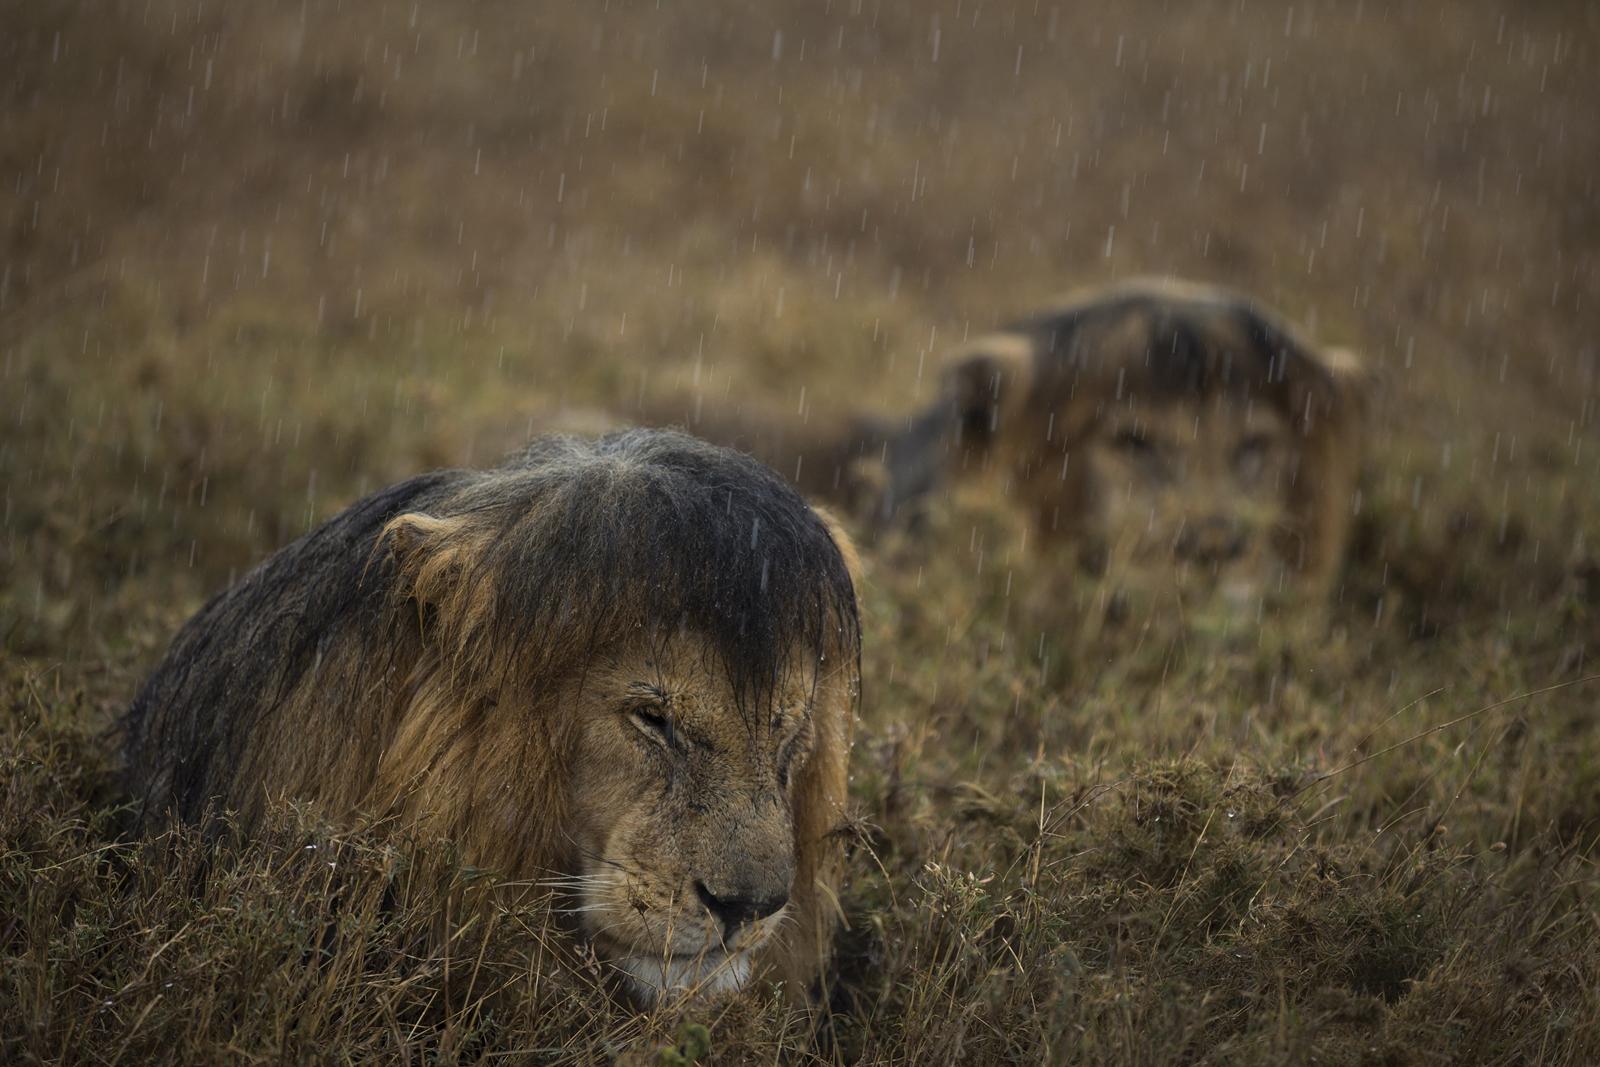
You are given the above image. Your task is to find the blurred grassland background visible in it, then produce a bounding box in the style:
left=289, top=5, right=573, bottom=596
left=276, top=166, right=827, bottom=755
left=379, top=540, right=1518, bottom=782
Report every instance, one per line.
left=3, top=1, right=1600, bottom=1063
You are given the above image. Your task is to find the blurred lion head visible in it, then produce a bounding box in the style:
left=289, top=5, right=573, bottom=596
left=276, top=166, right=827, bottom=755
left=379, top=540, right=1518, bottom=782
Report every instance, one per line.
left=878, top=278, right=1367, bottom=613
left=124, top=430, right=862, bottom=1005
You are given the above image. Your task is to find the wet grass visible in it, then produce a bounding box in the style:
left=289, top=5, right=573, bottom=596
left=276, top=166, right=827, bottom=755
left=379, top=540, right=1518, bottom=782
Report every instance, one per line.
left=4, top=0, right=1600, bottom=1063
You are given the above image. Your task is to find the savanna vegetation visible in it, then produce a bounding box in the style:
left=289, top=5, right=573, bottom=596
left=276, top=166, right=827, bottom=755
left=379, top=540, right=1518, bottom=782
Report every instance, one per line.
left=3, top=1, right=1599, bottom=1063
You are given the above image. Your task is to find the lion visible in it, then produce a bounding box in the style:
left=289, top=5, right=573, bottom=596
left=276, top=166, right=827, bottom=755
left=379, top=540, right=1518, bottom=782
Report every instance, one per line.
left=872, top=277, right=1368, bottom=611
left=122, top=429, right=862, bottom=1006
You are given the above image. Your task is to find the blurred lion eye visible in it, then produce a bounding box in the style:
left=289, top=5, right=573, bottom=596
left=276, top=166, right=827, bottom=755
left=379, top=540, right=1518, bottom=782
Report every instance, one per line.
left=1233, top=434, right=1274, bottom=479
left=1111, top=427, right=1153, bottom=454
left=627, top=705, right=676, bottom=748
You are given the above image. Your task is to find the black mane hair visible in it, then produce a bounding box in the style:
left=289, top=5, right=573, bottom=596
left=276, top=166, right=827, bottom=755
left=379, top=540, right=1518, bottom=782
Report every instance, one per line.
left=1018, top=286, right=1337, bottom=404
left=455, top=430, right=861, bottom=713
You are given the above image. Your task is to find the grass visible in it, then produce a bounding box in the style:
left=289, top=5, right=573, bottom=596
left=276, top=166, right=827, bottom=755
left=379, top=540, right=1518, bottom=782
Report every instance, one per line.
left=3, top=0, right=1600, bottom=1063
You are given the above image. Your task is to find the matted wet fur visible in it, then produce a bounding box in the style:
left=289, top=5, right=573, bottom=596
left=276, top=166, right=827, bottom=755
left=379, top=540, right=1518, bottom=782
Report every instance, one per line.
left=122, top=429, right=862, bottom=1006
left=883, top=277, right=1367, bottom=606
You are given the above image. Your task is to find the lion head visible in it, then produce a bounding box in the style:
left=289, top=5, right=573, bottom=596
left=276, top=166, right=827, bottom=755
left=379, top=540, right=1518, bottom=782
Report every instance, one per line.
left=123, top=430, right=861, bottom=1005
left=878, top=278, right=1367, bottom=612
left=546, top=628, right=847, bottom=1001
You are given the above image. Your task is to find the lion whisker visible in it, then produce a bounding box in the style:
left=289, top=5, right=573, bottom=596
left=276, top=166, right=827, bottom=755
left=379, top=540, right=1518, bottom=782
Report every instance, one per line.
left=556, top=828, right=650, bottom=879
left=549, top=902, right=614, bottom=915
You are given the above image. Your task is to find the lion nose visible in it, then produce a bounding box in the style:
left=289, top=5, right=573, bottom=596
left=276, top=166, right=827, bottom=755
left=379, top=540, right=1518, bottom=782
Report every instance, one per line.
left=1174, top=516, right=1245, bottom=564
left=694, top=880, right=789, bottom=934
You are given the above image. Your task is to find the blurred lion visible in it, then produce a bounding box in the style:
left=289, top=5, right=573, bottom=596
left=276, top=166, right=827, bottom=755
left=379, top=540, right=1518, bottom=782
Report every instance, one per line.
left=881, top=278, right=1368, bottom=610
left=123, top=429, right=862, bottom=1006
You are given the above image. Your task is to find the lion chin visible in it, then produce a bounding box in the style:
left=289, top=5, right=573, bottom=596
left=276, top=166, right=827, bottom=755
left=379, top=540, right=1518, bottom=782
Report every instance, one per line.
left=613, top=949, right=758, bottom=1005
left=587, top=895, right=790, bottom=1005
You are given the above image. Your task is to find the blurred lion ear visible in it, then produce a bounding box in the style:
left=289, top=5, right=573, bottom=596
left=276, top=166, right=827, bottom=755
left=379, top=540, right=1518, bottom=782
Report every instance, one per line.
left=1320, top=346, right=1369, bottom=407
left=943, top=333, right=1035, bottom=450
left=812, top=505, right=865, bottom=596
left=1293, top=345, right=1369, bottom=437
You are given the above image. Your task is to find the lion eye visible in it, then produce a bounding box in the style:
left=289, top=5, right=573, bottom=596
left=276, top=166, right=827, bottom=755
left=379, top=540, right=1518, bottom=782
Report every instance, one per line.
left=1233, top=434, right=1274, bottom=481
left=627, top=705, right=676, bottom=749
left=1109, top=426, right=1176, bottom=482
left=776, top=725, right=810, bottom=790
left=1111, top=427, right=1153, bottom=454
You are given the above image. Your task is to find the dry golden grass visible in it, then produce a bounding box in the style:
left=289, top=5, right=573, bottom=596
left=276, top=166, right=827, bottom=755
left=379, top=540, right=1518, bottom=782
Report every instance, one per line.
left=3, top=1, right=1600, bottom=1063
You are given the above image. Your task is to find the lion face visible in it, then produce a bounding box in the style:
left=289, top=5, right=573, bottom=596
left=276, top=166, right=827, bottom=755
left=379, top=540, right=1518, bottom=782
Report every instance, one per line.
left=562, top=630, right=828, bottom=1005
left=1073, top=394, right=1297, bottom=610
left=900, top=281, right=1366, bottom=614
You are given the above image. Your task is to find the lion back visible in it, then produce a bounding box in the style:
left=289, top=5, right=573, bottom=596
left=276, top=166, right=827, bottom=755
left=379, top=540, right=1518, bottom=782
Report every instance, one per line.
left=121, top=469, right=466, bottom=830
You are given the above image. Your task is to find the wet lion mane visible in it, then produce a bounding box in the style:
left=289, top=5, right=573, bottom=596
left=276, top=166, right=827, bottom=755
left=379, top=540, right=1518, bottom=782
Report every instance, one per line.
left=122, top=429, right=861, bottom=903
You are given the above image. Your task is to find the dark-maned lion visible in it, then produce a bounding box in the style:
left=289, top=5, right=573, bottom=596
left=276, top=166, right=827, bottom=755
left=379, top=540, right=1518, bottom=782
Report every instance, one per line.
left=879, top=277, right=1368, bottom=609
left=123, top=429, right=862, bottom=1006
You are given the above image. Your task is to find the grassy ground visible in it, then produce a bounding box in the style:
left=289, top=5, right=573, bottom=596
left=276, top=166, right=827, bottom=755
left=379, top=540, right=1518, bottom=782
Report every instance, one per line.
left=4, top=0, right=1600, bottom=1063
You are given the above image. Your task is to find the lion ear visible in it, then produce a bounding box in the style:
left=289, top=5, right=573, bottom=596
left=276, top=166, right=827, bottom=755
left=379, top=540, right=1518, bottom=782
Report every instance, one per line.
left=812, top=505, right=865, bottom=596
left=1320, top=346, right=1368, bottom=406
left=1291, top=344, right=1369, bottom=438
left=942, top=333, right=1036, bottom=452
left=378, top=511, right=488, bottom=612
